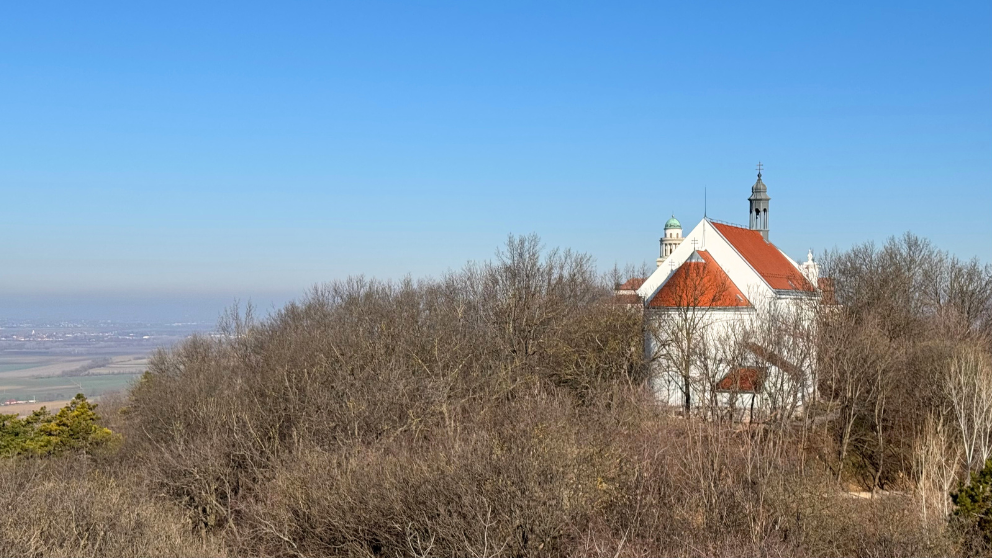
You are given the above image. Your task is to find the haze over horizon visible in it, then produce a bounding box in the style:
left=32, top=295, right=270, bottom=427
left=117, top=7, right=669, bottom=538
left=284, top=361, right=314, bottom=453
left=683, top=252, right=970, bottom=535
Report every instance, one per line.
left=2, top=1, right=989, bottom=322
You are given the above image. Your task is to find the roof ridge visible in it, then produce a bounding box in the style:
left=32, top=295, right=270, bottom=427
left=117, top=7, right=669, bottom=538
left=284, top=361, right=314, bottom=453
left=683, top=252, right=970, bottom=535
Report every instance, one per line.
left=708, top=221, right=775, bottom=292
left=710, top=221, right=813, bottom=292
left=706, top=217, right=749, bottom=230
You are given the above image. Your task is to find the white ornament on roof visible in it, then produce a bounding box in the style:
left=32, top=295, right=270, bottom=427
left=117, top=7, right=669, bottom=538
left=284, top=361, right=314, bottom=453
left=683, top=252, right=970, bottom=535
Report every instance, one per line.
left=800, top=248, right=819, bottom=286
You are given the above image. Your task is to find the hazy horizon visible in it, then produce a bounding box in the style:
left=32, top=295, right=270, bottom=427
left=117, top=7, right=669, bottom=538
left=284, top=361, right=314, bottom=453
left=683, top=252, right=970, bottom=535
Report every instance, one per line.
left=0, top=291, right=305, bottom=324
left=2, top=226, right=988, bottom=324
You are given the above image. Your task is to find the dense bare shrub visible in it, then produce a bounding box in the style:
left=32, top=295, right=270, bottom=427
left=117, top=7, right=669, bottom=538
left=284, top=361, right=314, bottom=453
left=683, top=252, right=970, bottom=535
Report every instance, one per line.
left=820, top=234, right=992, bottom=493
left=3, top=232, right=981, bottom=557
left=237, top=393, right=642, bottom=557
left=0, top=457, right=223, bottom=558
left=118, top=236, right=644, bottom=541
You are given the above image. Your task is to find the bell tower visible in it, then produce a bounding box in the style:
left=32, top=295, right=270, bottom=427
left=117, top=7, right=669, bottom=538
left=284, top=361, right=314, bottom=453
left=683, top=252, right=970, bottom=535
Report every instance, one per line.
left=656, top=215, right=683, bottom=267
left=748, top=162, right=771, bottom=241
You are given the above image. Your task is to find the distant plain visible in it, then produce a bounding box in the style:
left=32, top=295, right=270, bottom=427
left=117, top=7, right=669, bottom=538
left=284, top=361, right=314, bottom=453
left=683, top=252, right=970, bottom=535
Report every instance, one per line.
left=0, top=322, right=210, bottom=414
left=0, top=355, right=147, bottom=402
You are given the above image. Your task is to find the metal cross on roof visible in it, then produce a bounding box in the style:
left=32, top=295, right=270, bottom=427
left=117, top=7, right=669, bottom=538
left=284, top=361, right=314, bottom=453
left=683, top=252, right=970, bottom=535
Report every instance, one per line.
left=690, top=238, right=700, bottom=250
left=756, top=161, right=763, bottom=176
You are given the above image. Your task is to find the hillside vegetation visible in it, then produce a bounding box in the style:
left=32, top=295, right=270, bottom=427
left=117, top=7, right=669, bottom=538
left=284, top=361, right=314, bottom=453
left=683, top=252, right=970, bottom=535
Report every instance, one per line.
left=1, top=233, right=991, bottom=557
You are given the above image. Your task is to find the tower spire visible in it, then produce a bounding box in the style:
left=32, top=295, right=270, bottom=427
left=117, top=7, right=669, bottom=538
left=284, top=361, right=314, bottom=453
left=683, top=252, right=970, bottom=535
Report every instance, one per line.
left=748, top=163, right=771, bottom=241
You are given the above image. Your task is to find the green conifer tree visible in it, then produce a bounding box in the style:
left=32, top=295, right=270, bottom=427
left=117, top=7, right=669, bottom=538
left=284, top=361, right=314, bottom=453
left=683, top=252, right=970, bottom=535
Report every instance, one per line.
left=952, top=459, right=992, bottom=546
left=0, top=394, right=115, bottom=457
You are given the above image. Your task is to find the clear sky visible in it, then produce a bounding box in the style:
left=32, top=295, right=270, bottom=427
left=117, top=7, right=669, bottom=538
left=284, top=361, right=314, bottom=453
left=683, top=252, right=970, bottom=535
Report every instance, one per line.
left=1, top=1, right=990, bottom=321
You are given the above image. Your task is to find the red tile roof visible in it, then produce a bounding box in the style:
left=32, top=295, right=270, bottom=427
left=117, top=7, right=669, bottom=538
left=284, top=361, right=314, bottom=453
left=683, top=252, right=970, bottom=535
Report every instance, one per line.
left=710, top=222, right=813, bottom=291
left=618, top=277, right=646, bottom=291
left=647, top=251, right=750, bottom=308
left=715, top=367, right=764, bottom=392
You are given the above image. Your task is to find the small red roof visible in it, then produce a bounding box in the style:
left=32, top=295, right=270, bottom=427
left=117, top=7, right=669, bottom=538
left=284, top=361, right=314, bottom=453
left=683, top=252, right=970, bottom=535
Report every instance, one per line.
left=647, top=251, right=750, bottom=308
left=618, top=277, right=646, bottom=291
left=715, top=368, right=764, bottom=392
left=711, top=222, right=813, bottom=291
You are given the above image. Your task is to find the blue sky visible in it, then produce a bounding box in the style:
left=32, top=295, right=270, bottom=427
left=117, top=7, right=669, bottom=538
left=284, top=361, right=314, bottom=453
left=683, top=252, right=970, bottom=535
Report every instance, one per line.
left=1, top=1, right=989, bottom=320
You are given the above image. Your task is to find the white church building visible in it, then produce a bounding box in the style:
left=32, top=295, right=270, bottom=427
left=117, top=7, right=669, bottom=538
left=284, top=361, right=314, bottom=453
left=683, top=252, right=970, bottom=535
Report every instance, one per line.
left=618, top=167, right=823, bottom=420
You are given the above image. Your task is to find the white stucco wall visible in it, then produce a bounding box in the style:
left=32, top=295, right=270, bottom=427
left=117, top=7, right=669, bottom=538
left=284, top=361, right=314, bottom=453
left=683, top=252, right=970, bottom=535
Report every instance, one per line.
left=644, top=306, right=755, bottom=408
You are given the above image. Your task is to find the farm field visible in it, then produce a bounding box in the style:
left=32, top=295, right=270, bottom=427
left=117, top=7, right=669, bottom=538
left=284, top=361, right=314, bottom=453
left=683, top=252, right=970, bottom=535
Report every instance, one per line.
left=0, top=356, right=93, bottom=378
left=88, top=355, right=150, bottom=375
left=0, top=354, right=148, bottom=379
left=0, top=372, right=142, bottom=404
left=0, top=354, right=151, bottom=406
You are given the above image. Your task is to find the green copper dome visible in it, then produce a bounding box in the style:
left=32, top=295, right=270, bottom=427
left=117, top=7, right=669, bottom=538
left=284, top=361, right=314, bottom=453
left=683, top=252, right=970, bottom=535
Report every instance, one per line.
left=664, top=215, right=681, bottom=229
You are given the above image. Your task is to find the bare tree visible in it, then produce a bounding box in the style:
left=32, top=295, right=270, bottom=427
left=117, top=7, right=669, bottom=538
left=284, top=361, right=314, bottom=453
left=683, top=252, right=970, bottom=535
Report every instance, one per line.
left=696, top=315, right=755, bottom=422
left=740, top=293, right=820, bottom=427
left=943, top=344, right=992, bottom=473
left=645, top=254, right=739, bottom=414
left=914, top=410, right=961, bottom=524
left=819, top=312, right=899, bottom=486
